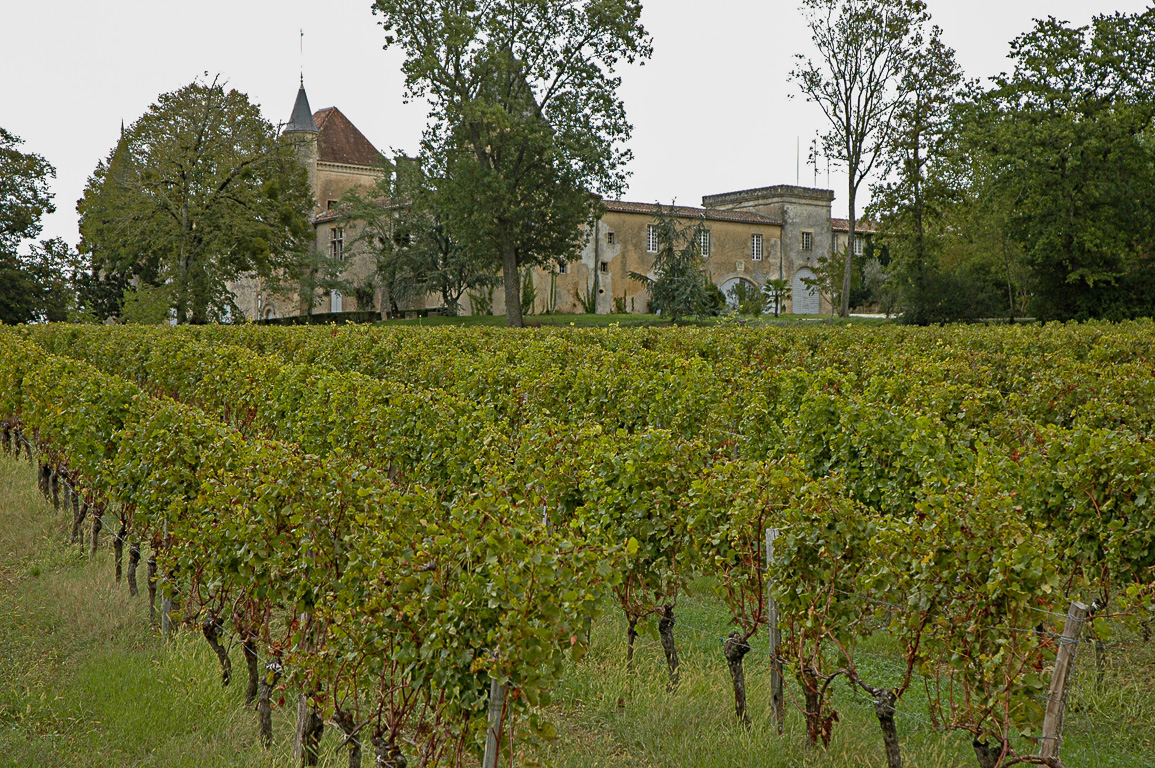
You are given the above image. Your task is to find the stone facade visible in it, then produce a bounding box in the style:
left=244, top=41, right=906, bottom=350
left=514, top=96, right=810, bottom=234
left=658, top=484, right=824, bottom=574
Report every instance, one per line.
left=231, top=84, right=873, bottom=320
left=229, top=84, right=389, bottom=321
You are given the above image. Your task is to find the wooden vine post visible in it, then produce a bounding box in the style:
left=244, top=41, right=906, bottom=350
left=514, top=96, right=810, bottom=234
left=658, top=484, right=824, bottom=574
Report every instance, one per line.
left=482, top=677, right=507, bottom=768
left=766, top=528, right=784, bottom=734
left=1039, top=600, right=1088, bottom=762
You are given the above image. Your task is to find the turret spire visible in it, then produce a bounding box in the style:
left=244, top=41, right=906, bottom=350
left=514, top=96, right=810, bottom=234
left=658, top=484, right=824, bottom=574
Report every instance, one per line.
left=285, top=81, right=317, bottom=133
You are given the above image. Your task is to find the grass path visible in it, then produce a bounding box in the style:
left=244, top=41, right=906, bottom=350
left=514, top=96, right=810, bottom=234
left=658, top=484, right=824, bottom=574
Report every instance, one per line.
left=0, top=453, right=301, bottom=768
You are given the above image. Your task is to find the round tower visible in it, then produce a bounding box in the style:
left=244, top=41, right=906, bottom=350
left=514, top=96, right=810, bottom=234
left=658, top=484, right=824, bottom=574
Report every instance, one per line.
left=283, top=77, right=319, bottom=203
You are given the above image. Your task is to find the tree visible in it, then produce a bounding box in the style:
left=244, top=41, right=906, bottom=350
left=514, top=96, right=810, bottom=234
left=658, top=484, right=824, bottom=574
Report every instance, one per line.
left=630, top=205, right=713, bottom=322
left=77, top=77, right=314, bottom=324
left=340, top=159, right=497, bottom=316
left=20, top=237, right=85, bottom=323
left=964, top=10, right=1155, bottom=320
left=793, top=0, right=930, bottom=317
left=261, top=243, right=349, bottom=318
left=868, top=25, right=966, bottom=316
left=0, top=127, right=56, bottom=325
left=371, top=0, right=651, bottom=327
left=762, top=277, right=792, bottom=317
left=727, top=280, right=766, bottom=316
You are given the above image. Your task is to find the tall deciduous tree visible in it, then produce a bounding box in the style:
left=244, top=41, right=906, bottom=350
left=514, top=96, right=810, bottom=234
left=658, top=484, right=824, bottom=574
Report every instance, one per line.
left=77, top=77, right=314, bottom=324
left=371, top=0, right=651, bottom=327
left=793, top=0, right=929, bottom=317
left=0, top=127, right=56, bottom=324
left=869, top=27, right=962, bottom=285
left=340, top=160, right=498, bottom=316
left=967, top=10, right=1155, bottom=320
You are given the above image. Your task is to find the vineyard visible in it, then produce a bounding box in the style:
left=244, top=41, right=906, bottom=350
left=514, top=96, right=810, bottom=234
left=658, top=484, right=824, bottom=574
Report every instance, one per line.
left=1, top=322, right=1154, bottom=768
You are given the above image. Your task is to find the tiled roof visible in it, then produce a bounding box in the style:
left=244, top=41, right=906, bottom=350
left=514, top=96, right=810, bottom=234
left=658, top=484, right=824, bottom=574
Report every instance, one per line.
left=831, top=218, right=878, bottom=234
left=314, top=107, right=385, bottom=167
left=603, top=200, right=782, bottom=226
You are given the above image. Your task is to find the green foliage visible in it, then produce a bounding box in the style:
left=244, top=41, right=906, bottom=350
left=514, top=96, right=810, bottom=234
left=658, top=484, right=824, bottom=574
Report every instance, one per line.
left=341, top=159, right=497, bottom=316
left=8, top=320, right=1155, bottom=767
left=76, top=76, right=314, bottom=324
left=0, top=127, right=55, bottom=260
left=119, top=283, right=173, bottom=325
left=762, top=278, right=792, bottom=317
left=630, top=205, right=713, bottom=321
left=0, top=127, right=58, bottom=325
left=793, top=0, right=931, bottom=316
left=577, top=279, right=598, bottom=314
left=968, top=10, right=1155, bottom=320
left=370, top=0, right=652, bottom=326
left=897, top=268, right=1000, bottom=325
left=727, top=280, right=766, bottom=316
left=520, top=267, right=538, bottom=317
left=467, top=286, right=494, bottom=316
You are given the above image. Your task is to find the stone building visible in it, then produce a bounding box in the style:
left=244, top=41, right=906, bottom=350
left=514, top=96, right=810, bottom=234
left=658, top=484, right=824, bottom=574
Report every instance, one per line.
left=230, top=82, right=389, bottom=321
left=231, top=83, right=872, bottom=320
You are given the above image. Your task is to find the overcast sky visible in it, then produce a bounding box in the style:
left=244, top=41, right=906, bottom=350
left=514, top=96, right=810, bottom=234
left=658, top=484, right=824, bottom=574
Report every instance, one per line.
left=4, top=0, right=1151, bottom=248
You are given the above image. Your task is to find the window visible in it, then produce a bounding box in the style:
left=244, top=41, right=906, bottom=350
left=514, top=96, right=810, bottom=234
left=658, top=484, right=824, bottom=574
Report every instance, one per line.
left=801, top=231, right=813, bottom=251
left=853, top=235, right=864, bottom=256
left=330, top=227, right=345, bottom=261
left=607, top=231, right=615, bottom=245
left=327, top=200, right=339, bottom=210
left=557, top=262, right=567, bottom=274
left=699, top=229, right=711, bottom=257
left=599, top=261, right=609, bottom=273
left=646, top=225, right=657, bottom=253
left=751, top=233, right=763, bottom=261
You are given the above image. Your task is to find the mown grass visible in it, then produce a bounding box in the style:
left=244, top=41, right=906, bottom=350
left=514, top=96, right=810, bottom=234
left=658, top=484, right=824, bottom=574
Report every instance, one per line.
left=0, top=450, right=1150, bottom=767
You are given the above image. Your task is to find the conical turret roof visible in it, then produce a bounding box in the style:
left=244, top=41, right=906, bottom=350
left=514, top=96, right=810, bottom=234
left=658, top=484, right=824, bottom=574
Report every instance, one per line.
left=285, top=81, right=318, bottom=133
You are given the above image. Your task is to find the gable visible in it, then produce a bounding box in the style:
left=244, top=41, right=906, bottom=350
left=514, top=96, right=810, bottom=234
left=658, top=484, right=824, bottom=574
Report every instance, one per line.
left=314, top=107, right=384, bottom=167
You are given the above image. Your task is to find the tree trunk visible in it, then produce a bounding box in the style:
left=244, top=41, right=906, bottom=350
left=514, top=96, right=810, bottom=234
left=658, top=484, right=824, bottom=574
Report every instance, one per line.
left=70, top=495, right=85, bottom=544
left=333, top=708, right=362, bottom=768
left=626, top=615, right=639, bottom=671
left=50, top=470, right=60, bottom=509
left=799, top=667, right=837, bottom=747
left=872, top=688, right=902, bottom=768
left=244, top=636, right=260, bottom=706
left=841, top=191, right=856, bottom=318
left=501, top=243, right=523, bottom=328
left=202, top=615, right=232, bottom=686
left=658, top=605, right=680, bottom=689
left=258, top=660, right=283, bottom=748
left=38, top=462, right=50, bottom=497
left=89, top=511, right=103, bottom=558
left=147, top=554, right=158, bottom=626
left=371, top=732, right=407, bottom=768
left=113, top=521, right=127, bottom=581
left=972, top=737, right=1006, bottom=768
left=127, top=543, right=141, bottom=596
left=723, top=632, right=752, bottom=725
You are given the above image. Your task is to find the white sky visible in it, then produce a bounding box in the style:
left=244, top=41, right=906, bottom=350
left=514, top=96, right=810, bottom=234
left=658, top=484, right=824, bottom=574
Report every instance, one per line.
left=3, top=0, right=1151, bottom=248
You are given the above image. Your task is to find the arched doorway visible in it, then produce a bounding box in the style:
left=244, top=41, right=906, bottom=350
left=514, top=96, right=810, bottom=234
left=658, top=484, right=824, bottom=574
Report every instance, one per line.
left=792, top=268, right=820, bottom=314
left=719, top=276, right=760, bottom=311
